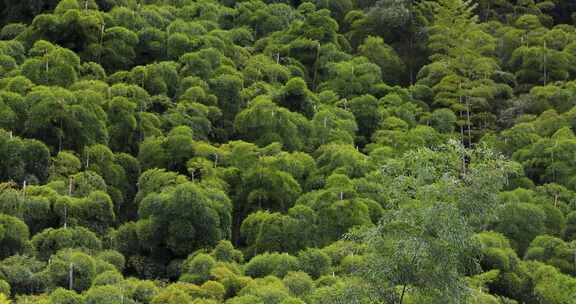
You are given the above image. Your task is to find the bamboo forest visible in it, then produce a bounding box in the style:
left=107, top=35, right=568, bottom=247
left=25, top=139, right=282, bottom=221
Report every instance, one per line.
left=0, top=0, right=575, bottom=303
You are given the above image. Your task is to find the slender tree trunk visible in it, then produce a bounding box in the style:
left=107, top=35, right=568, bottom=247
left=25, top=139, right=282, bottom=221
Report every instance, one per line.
left=399, top=284, right=407, bottom=304
left=466, top=96, right=472, bottom=147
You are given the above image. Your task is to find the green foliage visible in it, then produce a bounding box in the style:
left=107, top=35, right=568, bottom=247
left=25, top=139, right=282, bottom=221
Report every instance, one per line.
left=0, top=280, right=9, bottom=297
left=92, top=270, right=123, bottom=286
left=0, top=255, right=46, bottom=295
left=492, top=203, right=547, bottom=255
left=0, top=130, right=50, bottom=183
left=150, top=284, right=193, bottom=304
left=22, top=41, right=81, bottom=87
left=244, top=253, right=298, bottom=279
left=25, top=87, right=108, bottom=151
left=564, top=211, right=576, bottom=240
left=0, top=214, right=30, bottom=259
left=235, top=97, right=311, bottom=151
left=282, top=271, right=313, bottom=298
left=96, top=250, right=125, bottom=273
left=0, top=1, right=575, bottom=303
left=238, top=165, right=301, bottom=214
left=473, top=231, right=520, bottom=273
left=138, top=181, right=232, bottom=256
left=237, top=275, right=292, bottom=304
left=84, top=285, right=125, bottom=304
left=211, top=240, right=243, bottom=264
left=180, top=253, right=216, bottom=285
left=53, top=190, right=116, bottom=234
left=49, top=288, right=83, bottom=304
left=319, top=57, right=382, bottom=98
left=240, top=211, right=307, bottom=256
left=296, top=248, right=331, bottom=279
left=31, top=226, right=102, bottom=260
left=47, top=249, right=96, bottom=292
left=311, top=105, right=357, bottom=146
left=525, top=235, right=575, bottom=275
left=0, top=294, right=9, bottom=304
left=358, top=36, right=405, bottom=85
left=525, top=261, right=576, bottom=304
left=347, top=203, right=478, bottom=303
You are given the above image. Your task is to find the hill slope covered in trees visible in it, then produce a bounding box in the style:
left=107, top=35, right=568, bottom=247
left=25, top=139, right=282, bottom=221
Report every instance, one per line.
left=0, top=0, right=576, bottom=303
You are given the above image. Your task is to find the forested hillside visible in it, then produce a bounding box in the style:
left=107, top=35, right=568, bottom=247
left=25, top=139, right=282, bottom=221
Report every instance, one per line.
left=0, top=0, right=575, bottom=303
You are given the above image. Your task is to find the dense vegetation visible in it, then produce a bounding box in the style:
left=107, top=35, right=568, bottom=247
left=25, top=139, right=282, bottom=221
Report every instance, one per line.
left=0, top=0, right=575, bottom=303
